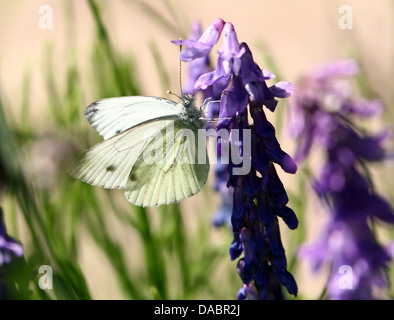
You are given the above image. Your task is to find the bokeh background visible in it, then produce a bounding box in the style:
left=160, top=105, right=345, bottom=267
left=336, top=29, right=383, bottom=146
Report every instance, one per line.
left=0, top=0, right=393, bottom=299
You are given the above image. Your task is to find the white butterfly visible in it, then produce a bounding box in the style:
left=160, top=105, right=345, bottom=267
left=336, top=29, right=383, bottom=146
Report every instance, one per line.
left=70, top=95, right=209, bottom=207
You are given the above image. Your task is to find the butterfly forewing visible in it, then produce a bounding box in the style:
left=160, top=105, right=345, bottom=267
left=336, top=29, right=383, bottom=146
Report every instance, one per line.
left=70, top=120, right=174, bottom=189
left=85, top=96, right=182, bottom=140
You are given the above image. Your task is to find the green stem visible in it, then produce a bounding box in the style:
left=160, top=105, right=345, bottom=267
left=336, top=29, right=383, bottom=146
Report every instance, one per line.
left=135, top=206, right=168, bottom=299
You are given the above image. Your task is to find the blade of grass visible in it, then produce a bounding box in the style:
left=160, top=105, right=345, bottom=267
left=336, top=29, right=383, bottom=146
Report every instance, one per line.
left=74, top=184, right=146, bottom=300
left=0, top=93, right=92, bottom=299
left=134, top=206, right=168, bottom=299
left=87, top=0, right=139, bottom=96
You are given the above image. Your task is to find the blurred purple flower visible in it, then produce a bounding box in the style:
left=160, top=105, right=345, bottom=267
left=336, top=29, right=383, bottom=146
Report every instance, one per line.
left=289, top=59, right=387, bottom=162
left=174, top=19, right=298, bottom=299
left=0, top=208, right=23, bottom=266
left=291, top=59, right=394, bottom=299
left=300, top=218, right=391, bottom=299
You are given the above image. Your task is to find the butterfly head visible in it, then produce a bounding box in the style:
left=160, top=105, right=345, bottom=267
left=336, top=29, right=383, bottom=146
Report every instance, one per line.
left=177, top=95, right=205, bottom=129
left=181, top=94, right=194, bottom=108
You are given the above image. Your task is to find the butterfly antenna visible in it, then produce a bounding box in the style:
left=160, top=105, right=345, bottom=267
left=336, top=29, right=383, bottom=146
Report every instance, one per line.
left=167, top=90, right=182, bottom=100
left=179, top=40, right=183, bottom=96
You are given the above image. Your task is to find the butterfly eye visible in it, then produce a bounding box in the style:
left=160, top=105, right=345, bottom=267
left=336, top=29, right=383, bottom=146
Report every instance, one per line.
left=184, top=98, right=191, bottom=107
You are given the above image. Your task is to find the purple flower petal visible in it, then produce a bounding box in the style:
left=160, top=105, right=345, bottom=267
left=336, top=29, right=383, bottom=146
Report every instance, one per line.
left=249, top=100, right=276, bottom=139
left=276, top=206, right=298, bottom=230
left=172, top=18, right=225, bottom=62
left=220, top=76, right=248, bottom=115
left=229, top=238, right=243, bottom=261
left=217, top=23, right=243, bottom=74
left=245, top=81, right=278, bottom=112
left=305, top=59, right=360, bottom=81
left=345, top=98, right=383, bottom=117
left=268, top=81, right=296, bottom=98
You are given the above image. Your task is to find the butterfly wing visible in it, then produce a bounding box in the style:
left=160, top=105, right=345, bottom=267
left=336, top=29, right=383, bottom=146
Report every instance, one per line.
left=84, top=96, right=182, bottom=140
left=70, top=120, right=175, bottom=189
left=125, top=120, right=209, bottom=207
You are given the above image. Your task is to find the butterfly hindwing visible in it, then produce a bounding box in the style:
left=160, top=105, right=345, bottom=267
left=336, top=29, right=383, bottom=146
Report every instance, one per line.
left=125, top=120, right=209, bottom=207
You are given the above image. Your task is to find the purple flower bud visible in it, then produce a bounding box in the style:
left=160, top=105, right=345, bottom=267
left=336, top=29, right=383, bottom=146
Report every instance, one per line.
left=231, top=187, right=247, bottom=233
left=249, top=100, right=276, bottom=138
left=275, top=206, right=298, bottom=230
left=237, top=283, right=260, bottom=300
left=218, top=23, right=243, bottom=75
left=242, top=171, right=260, bottom=198
left=230, top=237, right=243, bottom=261
left=266, top=164, right=289, bottom=208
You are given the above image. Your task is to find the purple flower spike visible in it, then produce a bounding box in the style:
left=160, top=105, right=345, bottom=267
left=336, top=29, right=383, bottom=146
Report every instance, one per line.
left=172, top=18, right=225, bottom=62
left=176, top=19, right=297, bottom=300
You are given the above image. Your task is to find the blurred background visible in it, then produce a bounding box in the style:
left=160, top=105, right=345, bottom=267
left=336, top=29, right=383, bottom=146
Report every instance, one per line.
left=0, top=0, right=393, bottom=299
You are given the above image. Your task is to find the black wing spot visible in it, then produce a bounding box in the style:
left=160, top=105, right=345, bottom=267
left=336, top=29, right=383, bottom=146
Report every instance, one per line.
left=129, top=171, right=137, bottom=182
left=106, top=165, right=116, bottom=172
